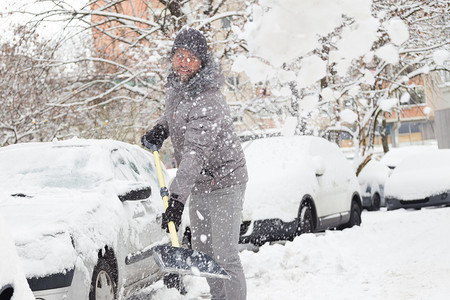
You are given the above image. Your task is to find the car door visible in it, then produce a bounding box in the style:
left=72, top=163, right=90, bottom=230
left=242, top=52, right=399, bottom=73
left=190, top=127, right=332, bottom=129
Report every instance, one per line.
left=309, top=138, right=350, bottom=222
left=110, top=147, right=166, bottom=285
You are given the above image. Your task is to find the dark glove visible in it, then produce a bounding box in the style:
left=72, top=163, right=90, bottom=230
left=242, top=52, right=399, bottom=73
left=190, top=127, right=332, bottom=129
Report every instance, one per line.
left=141, top=124, right=169, bottom=151
left=161, top=194, right=184, bottom=232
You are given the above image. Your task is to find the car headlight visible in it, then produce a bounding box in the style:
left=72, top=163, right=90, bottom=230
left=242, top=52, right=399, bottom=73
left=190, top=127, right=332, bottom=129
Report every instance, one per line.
left=27, top=268, right=75, bottom=292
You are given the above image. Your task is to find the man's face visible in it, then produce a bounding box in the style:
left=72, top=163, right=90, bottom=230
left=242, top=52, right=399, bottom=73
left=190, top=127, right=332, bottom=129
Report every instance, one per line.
left=172, top=48, right=201, bottom=81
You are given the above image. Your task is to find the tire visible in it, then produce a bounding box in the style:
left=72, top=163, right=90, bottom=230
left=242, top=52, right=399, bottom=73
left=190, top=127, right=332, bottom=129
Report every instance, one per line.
left=297, top=204, right=314, bottom=235
left=348, top=201, right=362, bottom=228
left=368, top=193, right=381, bottom=211
left=89, top=257, right=117, bottom=300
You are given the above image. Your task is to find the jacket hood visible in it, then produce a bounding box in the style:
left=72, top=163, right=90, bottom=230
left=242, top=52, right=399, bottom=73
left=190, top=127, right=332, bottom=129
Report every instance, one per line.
left=167, top=54, right=225, bottom=99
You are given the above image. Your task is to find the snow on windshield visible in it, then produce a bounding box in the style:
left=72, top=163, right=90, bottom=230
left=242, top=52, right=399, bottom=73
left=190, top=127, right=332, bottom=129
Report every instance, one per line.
left=0, top=143, right=109, bottom=191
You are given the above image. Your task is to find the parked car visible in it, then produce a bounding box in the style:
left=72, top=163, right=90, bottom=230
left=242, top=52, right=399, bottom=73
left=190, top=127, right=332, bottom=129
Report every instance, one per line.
left=239, top=136, right=362, bottom=246
left=385, top=149, right=450, bottom=210
left=0, top=139, right=174, bottom=300
left=358, top=160, right=391, bottom=210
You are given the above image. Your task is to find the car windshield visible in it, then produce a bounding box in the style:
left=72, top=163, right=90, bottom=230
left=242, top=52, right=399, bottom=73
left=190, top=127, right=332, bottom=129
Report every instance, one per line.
left=0, top=144, right=108, bottom=191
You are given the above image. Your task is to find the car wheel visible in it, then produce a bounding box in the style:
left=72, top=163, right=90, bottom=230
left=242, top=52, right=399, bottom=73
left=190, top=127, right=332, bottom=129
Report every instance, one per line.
left=89, top=257, right=117, bottom=300
left=298, top=204, right=313, bottom=235
left=348, top=202, right=362, bottom=228
left=368, top=193, right=381, bottom=211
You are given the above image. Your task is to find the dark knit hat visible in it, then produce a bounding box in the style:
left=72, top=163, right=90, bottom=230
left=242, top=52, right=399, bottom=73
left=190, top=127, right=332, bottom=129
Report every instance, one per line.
left=171, top=28, right=208, bottom=66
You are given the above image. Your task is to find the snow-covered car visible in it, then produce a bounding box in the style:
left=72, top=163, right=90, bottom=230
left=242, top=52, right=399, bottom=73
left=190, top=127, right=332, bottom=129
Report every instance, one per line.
left=0, top=138, right=172, bottom=300
left=358, top=160, right=391, bottom=210
left=239, top=136, right=362, bottom=246
left=385, top=149, right=450, bottom=210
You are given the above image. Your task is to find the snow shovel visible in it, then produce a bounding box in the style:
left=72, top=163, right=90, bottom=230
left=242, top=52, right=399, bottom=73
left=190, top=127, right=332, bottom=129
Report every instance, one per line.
left=150, top=147, right=229, bottom=279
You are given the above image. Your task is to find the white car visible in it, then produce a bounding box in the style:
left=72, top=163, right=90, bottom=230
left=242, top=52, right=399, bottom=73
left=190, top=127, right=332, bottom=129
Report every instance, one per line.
left=358, top=160, right=391, bottom=210
left=0, top=139, right=174, bottom=300
left=239, top=136, right=362, bottom=246
left=385, top=149, right=450, bottom=210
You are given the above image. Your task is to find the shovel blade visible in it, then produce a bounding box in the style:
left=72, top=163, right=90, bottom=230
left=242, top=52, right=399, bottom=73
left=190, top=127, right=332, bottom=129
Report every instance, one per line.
left=152, top=245, right=230, bottom=279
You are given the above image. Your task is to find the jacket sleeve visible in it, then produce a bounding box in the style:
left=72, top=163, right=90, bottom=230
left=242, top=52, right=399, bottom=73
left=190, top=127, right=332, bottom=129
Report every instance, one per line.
left=157, top=113, right=170, bottom=136
left=169, top=95, right=223, bottom=204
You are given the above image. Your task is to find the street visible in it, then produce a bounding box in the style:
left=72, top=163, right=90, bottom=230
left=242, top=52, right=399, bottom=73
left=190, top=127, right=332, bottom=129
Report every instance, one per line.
left=135, top=206, right=450, bottom=300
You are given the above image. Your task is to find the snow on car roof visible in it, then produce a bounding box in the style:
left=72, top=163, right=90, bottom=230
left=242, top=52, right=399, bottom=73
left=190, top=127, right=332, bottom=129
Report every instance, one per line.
left=379, top=144, right=438, bottom=169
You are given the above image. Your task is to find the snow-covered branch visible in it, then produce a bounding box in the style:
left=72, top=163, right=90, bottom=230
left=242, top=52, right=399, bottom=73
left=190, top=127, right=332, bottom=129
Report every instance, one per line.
left=192, top=11, right=245, bottom=30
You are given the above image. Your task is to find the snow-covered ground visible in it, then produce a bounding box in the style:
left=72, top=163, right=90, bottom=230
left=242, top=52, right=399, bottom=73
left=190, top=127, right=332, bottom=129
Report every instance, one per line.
left=135, top=206, right=450, bottom=300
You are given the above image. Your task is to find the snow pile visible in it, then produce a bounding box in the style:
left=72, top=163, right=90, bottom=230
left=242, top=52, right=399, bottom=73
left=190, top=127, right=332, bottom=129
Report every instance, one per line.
left=240, top=208, right=450, bottom=300
left=0, top=216, right=34, bottom=300
left=139, top=207, right=450, bottom=300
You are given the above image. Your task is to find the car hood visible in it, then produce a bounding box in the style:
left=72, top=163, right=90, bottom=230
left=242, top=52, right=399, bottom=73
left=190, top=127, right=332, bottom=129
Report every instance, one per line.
left=0, top=187, right=125, bottom=278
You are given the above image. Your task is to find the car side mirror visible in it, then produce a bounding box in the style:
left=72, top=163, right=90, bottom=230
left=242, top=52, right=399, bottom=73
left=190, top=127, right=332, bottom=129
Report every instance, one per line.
left=312, top=156, right=325, bottom=177
left=118, top=186, right=152, bottom=201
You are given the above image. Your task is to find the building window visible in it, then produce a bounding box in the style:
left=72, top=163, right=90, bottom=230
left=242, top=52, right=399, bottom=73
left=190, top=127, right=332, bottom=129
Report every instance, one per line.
left=227, top=76, right=240, bottom=91
left=440, top=70, right=450, bottom=83
left=398, top=122, right=421, bottom=134
left=222, top=17, right=231, bottom=29
left=395, top=87, right=425, bottom=105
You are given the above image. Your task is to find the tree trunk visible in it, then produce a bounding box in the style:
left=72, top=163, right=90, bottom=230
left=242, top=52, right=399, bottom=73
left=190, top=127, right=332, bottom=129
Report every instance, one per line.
left=381, top=118, right=389, bottom=153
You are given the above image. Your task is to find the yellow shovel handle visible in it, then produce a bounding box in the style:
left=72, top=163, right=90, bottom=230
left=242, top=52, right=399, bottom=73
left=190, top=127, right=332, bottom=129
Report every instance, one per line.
left=152, top=150, right=180, bottom=248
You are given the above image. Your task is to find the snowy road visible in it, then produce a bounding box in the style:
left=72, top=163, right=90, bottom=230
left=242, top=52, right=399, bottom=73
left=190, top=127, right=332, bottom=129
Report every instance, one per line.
left=135, top=206, right=450, bottom=300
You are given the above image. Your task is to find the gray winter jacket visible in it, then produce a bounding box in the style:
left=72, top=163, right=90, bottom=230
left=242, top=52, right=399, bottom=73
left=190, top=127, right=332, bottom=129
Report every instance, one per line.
left=158, top=56, right=248, bottom=205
